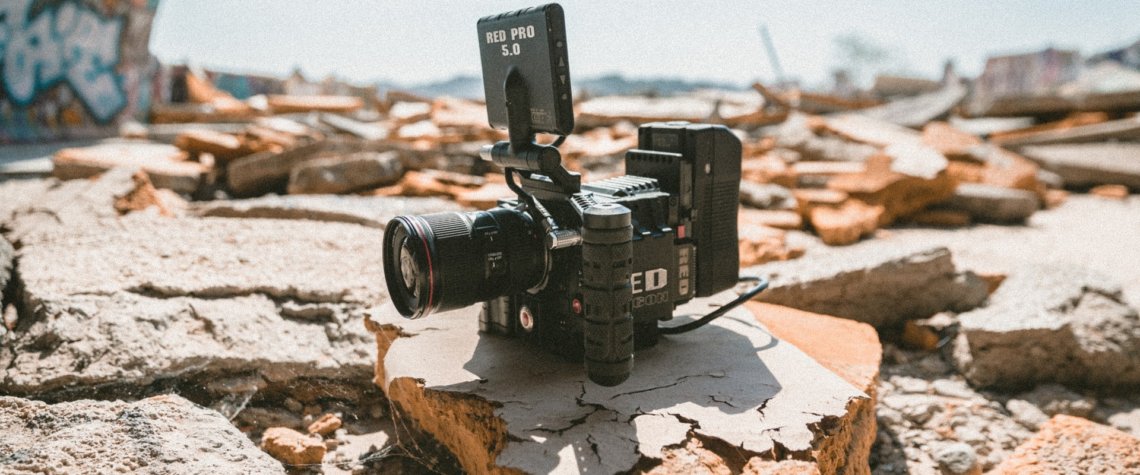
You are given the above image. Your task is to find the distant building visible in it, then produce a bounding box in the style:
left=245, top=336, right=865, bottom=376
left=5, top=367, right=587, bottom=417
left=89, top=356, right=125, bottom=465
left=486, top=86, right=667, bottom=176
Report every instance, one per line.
left=973, top=47, right=1082, bottom=101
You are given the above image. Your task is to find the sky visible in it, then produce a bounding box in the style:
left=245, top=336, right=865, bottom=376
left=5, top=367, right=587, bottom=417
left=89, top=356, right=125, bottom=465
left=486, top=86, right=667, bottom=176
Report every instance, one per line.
left=150, top=1, right=1140, bottom=89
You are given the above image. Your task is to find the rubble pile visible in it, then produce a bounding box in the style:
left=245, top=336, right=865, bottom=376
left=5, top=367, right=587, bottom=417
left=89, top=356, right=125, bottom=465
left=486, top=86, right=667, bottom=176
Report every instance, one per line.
left=43, top=58, right=1140, bottom=267
left=3, top=47, right=1140, bottom=473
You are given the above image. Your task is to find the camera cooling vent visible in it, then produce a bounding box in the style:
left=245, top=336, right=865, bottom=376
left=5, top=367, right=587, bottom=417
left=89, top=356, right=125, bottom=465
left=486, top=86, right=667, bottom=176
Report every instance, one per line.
left=581, top=175, right=660, bottom=198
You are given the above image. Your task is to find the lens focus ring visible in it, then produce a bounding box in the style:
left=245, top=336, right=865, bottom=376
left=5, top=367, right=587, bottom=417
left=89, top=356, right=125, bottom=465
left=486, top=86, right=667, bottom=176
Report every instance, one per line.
left=382, top=209, right=545, bottom=319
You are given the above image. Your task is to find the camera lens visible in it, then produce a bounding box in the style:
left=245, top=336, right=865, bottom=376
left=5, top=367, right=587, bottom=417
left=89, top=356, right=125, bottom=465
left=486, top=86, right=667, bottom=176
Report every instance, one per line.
left=383, top=208, right=546, bottom=319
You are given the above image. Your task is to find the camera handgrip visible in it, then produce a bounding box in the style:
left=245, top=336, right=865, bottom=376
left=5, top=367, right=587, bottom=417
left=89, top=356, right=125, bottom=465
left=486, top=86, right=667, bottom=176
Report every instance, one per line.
left=581, top=203, right=635, bottom=386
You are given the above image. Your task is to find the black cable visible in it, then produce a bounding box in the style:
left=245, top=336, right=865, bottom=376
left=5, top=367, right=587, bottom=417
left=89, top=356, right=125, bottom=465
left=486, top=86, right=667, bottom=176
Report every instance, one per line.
left=658, top=276, right=770, bottom=335
left=549, top=135, right=566, bottom=147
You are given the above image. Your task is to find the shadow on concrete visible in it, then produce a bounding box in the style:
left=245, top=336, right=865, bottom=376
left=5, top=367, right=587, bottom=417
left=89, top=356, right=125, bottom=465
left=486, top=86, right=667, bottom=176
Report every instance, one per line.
left=445, top=299, right=783, bottom=473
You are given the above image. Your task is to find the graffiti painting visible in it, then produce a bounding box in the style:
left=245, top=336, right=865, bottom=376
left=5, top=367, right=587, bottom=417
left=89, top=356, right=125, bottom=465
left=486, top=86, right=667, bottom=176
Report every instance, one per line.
left=0, top=0, right=158, bottom=143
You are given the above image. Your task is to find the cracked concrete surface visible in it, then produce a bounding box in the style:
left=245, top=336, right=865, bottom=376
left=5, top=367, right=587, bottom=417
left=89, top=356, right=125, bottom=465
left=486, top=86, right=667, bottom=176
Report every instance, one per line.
left=368, top=293, right=870, bottom=474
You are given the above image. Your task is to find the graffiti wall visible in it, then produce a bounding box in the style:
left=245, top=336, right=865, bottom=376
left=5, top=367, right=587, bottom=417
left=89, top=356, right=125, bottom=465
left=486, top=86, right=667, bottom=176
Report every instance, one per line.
left=0, top=0, right=159, bottom=143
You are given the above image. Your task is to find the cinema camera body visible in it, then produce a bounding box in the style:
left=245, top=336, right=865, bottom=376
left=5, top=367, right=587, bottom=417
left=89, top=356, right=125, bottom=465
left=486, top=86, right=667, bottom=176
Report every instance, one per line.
left=382, top=3, right=744, bottom=386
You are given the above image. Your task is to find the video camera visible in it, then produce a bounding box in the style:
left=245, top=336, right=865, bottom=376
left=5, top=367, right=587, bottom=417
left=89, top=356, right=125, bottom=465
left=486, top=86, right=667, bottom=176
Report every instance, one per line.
left=382, top=3, right=760, bottom=386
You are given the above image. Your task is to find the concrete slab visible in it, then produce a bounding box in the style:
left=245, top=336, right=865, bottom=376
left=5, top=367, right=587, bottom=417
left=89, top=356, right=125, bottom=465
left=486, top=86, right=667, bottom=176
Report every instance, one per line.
left=0, top=395, right=284, bottom=474
left=0, top=171, right=387, bottom=401
left=366, top=294, right=872, bottom=474
left=747, top=244, right=988, bottom=327
left=952, top=263, right=1140, bottom=391
left=1021, top=143, right=1140, bottom=191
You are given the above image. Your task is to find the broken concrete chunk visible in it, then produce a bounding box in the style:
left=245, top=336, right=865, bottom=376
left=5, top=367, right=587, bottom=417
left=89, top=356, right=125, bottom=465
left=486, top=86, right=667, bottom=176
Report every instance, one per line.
left=256, top=116, right=317, bottom=138
left=828, top=155, right=957, bottom=226
left=742, top=154, right=796, bottom=187
left=369, top=169, right=471, bottom=199
left=988, top=112, right=1110, bottom=145
left=808, top=200, right=882, bottom=246
left=307, top=414, right=343, bottom=436
left=857, top=82, right=968, bottom=128
left=749, top=244, right=988, bottom=327
left=933, top=442, right=979, bottom=475
left=399, top=146, right=489, bottom=175
left=192, top=194, right=466, bottom=229
left=992, top=415, right=1140, bottom=474
left=739, top=208, right=802, bottom=230
left=737, top=221, right=804, bottom=266
left=1, top=292, right=376, bottom=398
left=243, top=125, right=302, bottom=151
left=969, top=145, right=1042, bottom=195
left=388, top=101, right=432, bottom=124
left=174, top=128, right=250, bottom=162
left=319, top=113, right=388, bottom=141
left=52, top=142, right=204, bottom=194
left=431, top=97, right=492, bottom=129
left=992, top=116, right=1140, bottom=148
left=366, top=293, right=871, bottom=474
left=883, top=142, right=948, bottom=180
left=948, top=115, right=1035, bottom=137
left=951, top=264, right=1140, bottom=390
left=227, top=141, right=331, bottom=197
left=822, top=113, right=923, bottom=147
left=793, top=188, right=849, bottom=211
left=394, top=120, right=442, bottom=140
left=939, top=183, right=1039, bottom=224
left=1090, top=184, right=1130, bottom=200
left=0, top=395, right=283, bottom=474
left=772, top=113, right=879, bottom=163
left=1006, top=399, right=1051, bottom=431
left=792, top=161, right=867, bottom=188
left=1010, top=384, right=1096, bottom=422
left=740, top=181, right=797, bottom=210
left=1021, top=143, right=1140, bottom=191
left=261, top=427, right=327, bottom=466
left=1044, top=189, right=1070, bottom=208
left=0, top=214, right=382, bottom=398
left=921, top=121, right=984, bottom=161
left=267, top=94, right=363, bottom=114
left=1104, top=406, right=1140, bottom=439
left=114, top=170, right=183, bottom=217
left=286, top=151, right=404, bottom=195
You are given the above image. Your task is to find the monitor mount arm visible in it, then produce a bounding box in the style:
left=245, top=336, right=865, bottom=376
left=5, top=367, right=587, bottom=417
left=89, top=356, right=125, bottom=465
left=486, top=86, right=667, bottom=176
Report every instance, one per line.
left=481, top=66, right=581, bottom=203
